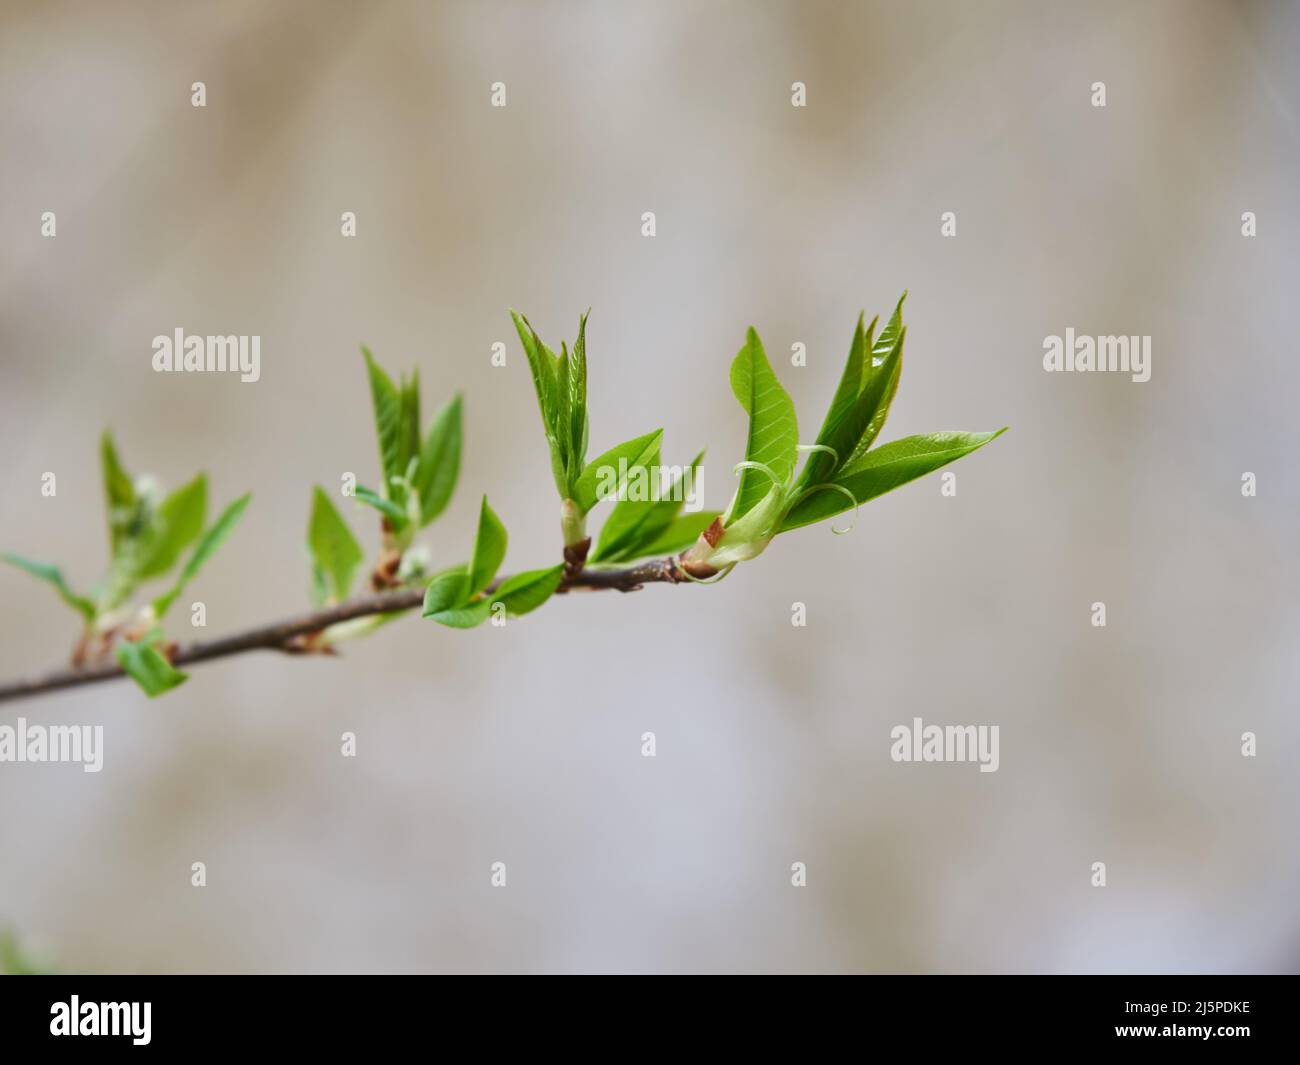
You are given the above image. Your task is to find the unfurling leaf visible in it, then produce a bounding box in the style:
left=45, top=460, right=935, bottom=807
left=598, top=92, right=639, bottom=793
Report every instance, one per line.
left=511, top=311, right=569, bottom=496
left=354, top=485, right=408, bottom=527
left=398, top=368, right=421, bottom=479
left=780, top=429, right=1007, bottom=533
left=100, top=430, right=136, bottom=553
left=798, top=292, right=907, bottom=490
left=843, top=318, right=906, bottom=469
left=0, top=553, right=96, bottom=620
left=132, top=473, right=207, bottom=579
left=567, top=314, right=589, bottom=480
left=116, top=636, right=187, bottom=697
left=308, top=486, right=363, bottom=602
left=153, top=492, right=251, bottom=619
left=363, top=347, right=404, bottom=486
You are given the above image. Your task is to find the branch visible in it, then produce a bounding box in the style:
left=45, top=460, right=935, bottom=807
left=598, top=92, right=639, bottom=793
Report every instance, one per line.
left=0, top=556, right=688, bottom=707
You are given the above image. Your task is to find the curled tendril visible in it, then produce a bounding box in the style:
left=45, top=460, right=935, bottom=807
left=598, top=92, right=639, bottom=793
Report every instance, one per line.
left=790, top=481, right=861, bottom=535
left=795, top=443, right=839, bottom=463
left=678, top=562, right=737, bottom=585
left=731, top=459, right=786, bottom=489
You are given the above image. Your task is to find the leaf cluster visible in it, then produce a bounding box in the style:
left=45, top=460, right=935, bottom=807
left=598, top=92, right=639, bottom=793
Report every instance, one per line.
left=2, top=432, right=249, bottom=695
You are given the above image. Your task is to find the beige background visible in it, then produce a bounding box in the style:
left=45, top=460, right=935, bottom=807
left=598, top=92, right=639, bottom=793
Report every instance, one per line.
left=1, top=0, right=1297, bottom=973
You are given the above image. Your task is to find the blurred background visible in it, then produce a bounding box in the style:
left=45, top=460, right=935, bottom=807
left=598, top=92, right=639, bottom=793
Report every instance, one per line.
left=1, top=0, right=1297, bottom=974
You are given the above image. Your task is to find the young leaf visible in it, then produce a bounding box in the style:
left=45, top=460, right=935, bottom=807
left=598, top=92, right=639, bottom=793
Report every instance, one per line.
left=398, top=368, right=421, bottom=478
left=308, top=486, right=363, bottom=601
left=422, top=569, right=492, bottom=627
left=490, top=564, right=564, bottom=617
left=511, top=311, right=560, bottom=425
left=798, top=313, right=876, bottom=488
left=132, top=474, right=208, bottom=579
left=589, top=436, right=663, bottom=561
left=116, top=637, right=188, bottom=697
left=362, top=347, right=403, bottom=485
left=422, top=569, right=470, bottom=617
left=568, top=313, right=589, bottom=475
left=426, top=598, right=492, bottom=629
left=843, top=325, right=905, bottom=469
left=635, top=509, right=723, bottom=558
left=100, top=430, right=136, bottom=553
left=728, top=329, right=798, bottom=521
left=310, top=563, right=330, bottom=608
left=780, top=429, right=1006, bottom=533
left=554, top=341, right=575, bottom=487
left=591, top=449, right=705, bottom=563
left=1, top=553, right=96, bottom=620
left=153, top=493, right=251, bottom=619
left=413, top=393, right=462, bottom=526
left=354, top=485, right=408, bottom=527
left=571, top=429, right=663, bottom=514
left=468, top=495, right=507, bottom=594
left=872, top=290, right=907, bottom=367
left=510, top=311, right=572, bottom=497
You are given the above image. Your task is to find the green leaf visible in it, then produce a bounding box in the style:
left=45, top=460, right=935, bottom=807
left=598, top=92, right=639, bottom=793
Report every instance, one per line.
left=490, top=564, right=564, bottom=617
left=308, top=486, right=363, bottom=601
left=591, top=448, right=707, bottom=563
left=1, top=553, right=96, bottom=620
left=555, top=341, right=574, bottom=487
left=873, top=290, right=907, bottom=368
left=567, top=313, right=589, bottom=477
left=100, top=430, right=136, bottom=553
left=153, top=493, right=251, bottom=619
left=798, top=313, right=876, bottom=488
left=571, top=429, right=663, bottom=514
left=798, top=295, right=909, bottom=489
left=354, top=484, right=408, bottom=527
left=422, top=570, right=492, bottom=627
left=132, top=474, right=207, bottom=579
left=422, top=569, right=470, bottom=617
left=310, top=563, right=329, bottom=608
left=728, top=328, right=798, bottom=521
left=427, top=598, right=492, bottom=629
left=468, top=495, right=507, bottom=594
left=635, top=509, right=723, bottom=557
left=363, top=347, right=404, bottom=485
left=398, top=369, right=421, bottom=478
left=511, top=311, right=560, bottom=422
left=780, top=429, right=1006, bottom=533
left=589, top=437, right=662, bottom=561
left=511, top=311, right=570, bottom=498
left=116, top=637, right=188, bottom=697
left=413, top=394, right=462, bottom=526
left=843, top=324, right=905, bottom=469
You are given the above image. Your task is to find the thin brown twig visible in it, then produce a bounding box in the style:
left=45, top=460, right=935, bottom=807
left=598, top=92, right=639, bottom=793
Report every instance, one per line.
left=0, top=557, right=688, bottom=707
